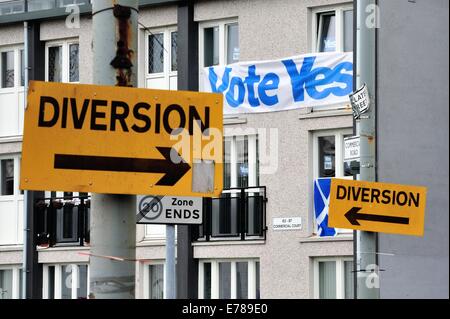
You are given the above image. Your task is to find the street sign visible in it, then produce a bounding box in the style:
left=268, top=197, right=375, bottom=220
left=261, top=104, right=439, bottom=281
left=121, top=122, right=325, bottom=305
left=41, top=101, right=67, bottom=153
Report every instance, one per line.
left=344, top=136, right=360, bottom=162
left=349, top=83, right=370, bottom=119
left=272, top=217, right=302, bottom=231
left=328, top=179, right=427, bottom=236
left=20, top=81, right=223, bottom=196
left=136, top=195, right=202, bottom=225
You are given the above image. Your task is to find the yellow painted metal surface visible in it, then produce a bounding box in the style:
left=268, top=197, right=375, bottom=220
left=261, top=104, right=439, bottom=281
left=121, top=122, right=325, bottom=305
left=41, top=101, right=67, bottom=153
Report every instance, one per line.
left=328, top=178, right=427, bottom=236
left=20, top=81, right=223, bottom=197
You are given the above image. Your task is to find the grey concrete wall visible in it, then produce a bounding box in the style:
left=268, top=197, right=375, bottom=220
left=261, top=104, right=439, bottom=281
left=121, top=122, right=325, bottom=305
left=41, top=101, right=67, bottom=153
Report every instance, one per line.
left=377, top=0, right=449, bottom=299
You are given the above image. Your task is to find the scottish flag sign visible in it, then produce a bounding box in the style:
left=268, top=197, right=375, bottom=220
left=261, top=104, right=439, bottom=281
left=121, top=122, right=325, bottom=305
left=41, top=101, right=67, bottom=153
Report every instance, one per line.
left=314, top=178, right=336, bottom=237
left=202, top=52, right=353, bottom=114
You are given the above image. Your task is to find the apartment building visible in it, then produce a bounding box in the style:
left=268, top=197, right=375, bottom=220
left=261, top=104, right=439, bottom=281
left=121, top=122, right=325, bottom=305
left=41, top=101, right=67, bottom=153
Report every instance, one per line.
left=0, top=0, right=356, bottom=299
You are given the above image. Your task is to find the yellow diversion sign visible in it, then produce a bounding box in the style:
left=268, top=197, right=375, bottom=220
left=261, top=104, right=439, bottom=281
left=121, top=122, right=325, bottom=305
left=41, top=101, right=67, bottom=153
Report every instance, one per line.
left=328, top=179, right=427, bottom=236
left=20, top=81, right=223, bottom=197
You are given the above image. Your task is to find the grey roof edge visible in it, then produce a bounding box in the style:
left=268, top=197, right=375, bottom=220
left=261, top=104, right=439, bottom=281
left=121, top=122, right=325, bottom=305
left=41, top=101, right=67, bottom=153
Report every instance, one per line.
left=0, top=0, right=180, bottom=26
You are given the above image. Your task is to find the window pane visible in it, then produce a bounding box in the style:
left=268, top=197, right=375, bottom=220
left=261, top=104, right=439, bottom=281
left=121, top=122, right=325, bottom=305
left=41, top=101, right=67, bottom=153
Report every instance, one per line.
left=344, top=10, right=354, bottom=52
left=256, top=135, right=260, bottom=186
left=344, top=134, right=353, bottom=176
left=1, top=159, right=14, bottom=195
left=1, top=51, right=14, bottom=88
left=47, top=266, right=55, bottom=299
left=219, top=262, right=231, bottom=299
left=236, top=262, right=248, bottom=299
left=171, top=32, right=177, bottom=72
left=0, top=269, right=13, bottom=299
left=319, top=136, right=335, bottom=177
left=48, top=46, right=62, bottom=82
left=63, top=206, right=74, bottom=239
left=204, top=26, right=219, bottom=67
left=344, top=261, right=354, bottom=299
left=319, top=261, right=336, bottom=299
left=149, top=264, right=164, bottom=299
left=69, top=43, right=79, bottom=82
left=255, top=262, right=260, bottom=299
left=318, top=13, right=336, bottom=52
left=236, top=136, right=249, bottom=188
left=203, top=262, right=211, bottom=299
left=223, top=138, right=231, bottom=189
left=20, top=49, right=25, bottom=86
left=61, top=265, right=72, bottom=299
left=211, top=197, right=239, bottom=237
left=148, top=34, right=164, bottom=74
left=226, top=23, right=239, bottom=64
left=76, top=265, right=88, bottom=299
left=247, top=196, right=263, bottom=236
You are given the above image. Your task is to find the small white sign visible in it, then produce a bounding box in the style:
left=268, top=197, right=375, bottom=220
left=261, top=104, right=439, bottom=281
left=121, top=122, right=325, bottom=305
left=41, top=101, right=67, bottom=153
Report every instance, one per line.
left=349, top=83, right=370, bottom=119
left=273, top=217, right=302, bottom=231
left=344, top=136, right=360, bottom=162
left=136, top=195, right=202, bottom=225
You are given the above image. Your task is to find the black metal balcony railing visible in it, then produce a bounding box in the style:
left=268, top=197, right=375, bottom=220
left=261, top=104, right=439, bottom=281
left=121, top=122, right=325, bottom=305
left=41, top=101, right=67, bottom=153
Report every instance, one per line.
left=35, top=195, right=90, bottom=247
left=194, top=186, right=267, bottom=242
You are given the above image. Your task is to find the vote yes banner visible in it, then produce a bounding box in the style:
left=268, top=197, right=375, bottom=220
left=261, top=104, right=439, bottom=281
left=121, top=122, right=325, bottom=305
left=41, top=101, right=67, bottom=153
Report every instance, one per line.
left=202, top=52, right=353, bottom=114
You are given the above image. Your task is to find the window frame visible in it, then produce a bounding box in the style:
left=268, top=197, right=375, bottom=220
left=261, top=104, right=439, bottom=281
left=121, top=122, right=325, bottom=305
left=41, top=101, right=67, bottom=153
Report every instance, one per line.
left=144, top=26, right=178, bottom=90
left=224, top=134, right=259, bottom=189
left=42, top=263, right=89, bottom=299
left=141, top=261, right=165, bottom=299
left=198, top=259, right=259, bottom=299
left=0, top=155, right=23, bottom=199
left=0, top=266, right=22, bottom=299
left=198, top=18, right=239, bottom=89
left=313, top=256, right=354, bottom=299
left=45, top=39, right=79, bottom=83
left=311, top=4, right=353, bottom=53
left=0, top=45, right=24, bottom=91
left=312, top=128, right=353, bottom=235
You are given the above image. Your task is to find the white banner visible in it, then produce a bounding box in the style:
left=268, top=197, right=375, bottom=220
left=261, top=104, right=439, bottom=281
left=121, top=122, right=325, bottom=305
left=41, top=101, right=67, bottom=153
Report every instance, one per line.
left=201, top=52, right=353, bottom=114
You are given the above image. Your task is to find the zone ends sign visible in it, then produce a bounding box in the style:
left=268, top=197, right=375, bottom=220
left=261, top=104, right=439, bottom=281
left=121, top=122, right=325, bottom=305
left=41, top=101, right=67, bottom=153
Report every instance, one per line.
left=20, top=81, right=223, bottom=197
left=328, top=179, right=427, bottom=236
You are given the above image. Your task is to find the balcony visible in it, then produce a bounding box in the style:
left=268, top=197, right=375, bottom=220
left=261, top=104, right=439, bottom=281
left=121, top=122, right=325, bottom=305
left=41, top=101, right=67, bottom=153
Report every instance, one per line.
left=35, top=194, right=90, bottom=247
left=194, top=186, right=267, bottom=242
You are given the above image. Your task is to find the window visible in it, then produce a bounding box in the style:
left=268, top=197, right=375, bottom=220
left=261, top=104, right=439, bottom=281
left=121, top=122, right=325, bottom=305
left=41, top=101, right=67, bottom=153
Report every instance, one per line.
left=145, top=27, right=177, bottom=90
left=313, top=129, right=353, bottom=179
left=313, top=6, right=353, bottom=52
left=46, top=40, right=79, bottom=83
left=224, top=135, right=259, bottom=188
left=43, top=264, right=89, bottom=299
left=313, top=129, right=353, bottom=235
left=199, top=260, right=259, bottom=299
left=0, top=267, right=22, bottom=299
left=142, top=263, right=164, bottom=299
left=200, top=20, right=239, bottom=68
left=0, top=46, right=25, bottom=138
left=0, top=156, right=24, bottom=245
left=36, top=191, right=90, bottom=247
left=313, top=257, right=354, bottom=299
left=1, top=159, right=14, bottom=196
left=1, top=51, right=14, bottom=88
left=196, top=135, right=265, bottom=241
left=199, top=19, right=239, bottom=89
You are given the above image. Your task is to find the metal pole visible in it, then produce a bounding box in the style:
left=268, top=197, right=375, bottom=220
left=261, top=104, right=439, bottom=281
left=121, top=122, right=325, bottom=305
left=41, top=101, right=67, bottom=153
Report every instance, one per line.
left=22, top=21, right=29, bottom=299
left=89, top=0, right=138, bottom=299
left=165, top=225, right=176, bottom=299
left=355, top=0, right=379, bottom=299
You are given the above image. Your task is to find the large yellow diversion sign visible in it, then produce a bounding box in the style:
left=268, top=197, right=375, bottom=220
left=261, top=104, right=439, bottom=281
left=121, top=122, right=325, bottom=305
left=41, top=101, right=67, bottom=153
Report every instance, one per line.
left=20, top=81, right=223, bottom=197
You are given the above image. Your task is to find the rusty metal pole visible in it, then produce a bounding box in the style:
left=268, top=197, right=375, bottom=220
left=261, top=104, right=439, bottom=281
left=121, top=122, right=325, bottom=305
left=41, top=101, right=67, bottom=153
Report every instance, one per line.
left=90, top=0, right=138, bottom=299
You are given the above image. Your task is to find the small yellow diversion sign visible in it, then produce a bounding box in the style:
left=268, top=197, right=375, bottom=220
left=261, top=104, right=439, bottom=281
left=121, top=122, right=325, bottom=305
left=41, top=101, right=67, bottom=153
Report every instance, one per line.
left=328, top=179, right=427, bottom=236
left=20, top=81, right=223, bottom=197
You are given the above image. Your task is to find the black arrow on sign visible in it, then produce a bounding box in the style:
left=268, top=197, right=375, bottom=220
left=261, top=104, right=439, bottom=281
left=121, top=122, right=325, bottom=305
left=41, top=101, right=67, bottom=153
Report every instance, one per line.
left=345, top=207, right=410, bottom=226
left=54, top=147, right=190, bottom=186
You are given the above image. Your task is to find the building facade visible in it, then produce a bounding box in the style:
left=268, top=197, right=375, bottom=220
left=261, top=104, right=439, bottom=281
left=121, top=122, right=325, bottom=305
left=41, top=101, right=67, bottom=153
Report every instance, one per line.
left=1, top=0, right=358, bottom=299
